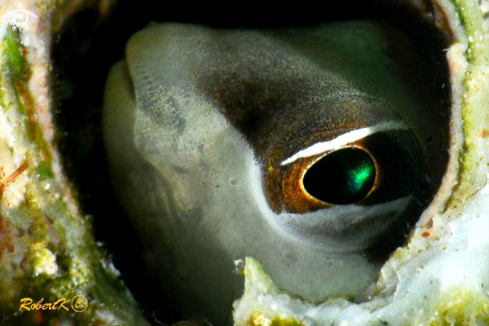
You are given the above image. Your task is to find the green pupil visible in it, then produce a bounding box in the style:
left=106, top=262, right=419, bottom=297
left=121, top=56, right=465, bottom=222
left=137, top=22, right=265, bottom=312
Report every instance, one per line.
left=302, top=148, right=376, bottom=205
left=348, top=160, right=375, bottom=194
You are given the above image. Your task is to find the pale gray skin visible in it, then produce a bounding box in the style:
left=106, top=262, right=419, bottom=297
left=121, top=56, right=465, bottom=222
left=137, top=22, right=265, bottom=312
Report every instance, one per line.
left=103, top=22, right=447, bottom=324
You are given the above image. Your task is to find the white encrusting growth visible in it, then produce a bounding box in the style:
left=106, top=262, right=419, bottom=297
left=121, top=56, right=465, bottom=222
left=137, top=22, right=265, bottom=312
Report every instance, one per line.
left=280, top=120, right=408, bottom=165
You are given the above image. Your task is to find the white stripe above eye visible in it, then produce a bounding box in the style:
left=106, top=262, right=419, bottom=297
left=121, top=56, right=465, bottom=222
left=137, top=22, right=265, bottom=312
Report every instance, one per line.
left=280, top=120, right=408, bottom=166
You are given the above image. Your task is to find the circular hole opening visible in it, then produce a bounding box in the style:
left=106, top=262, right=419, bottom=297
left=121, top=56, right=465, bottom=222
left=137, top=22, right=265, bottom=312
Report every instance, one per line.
left=51, top=1, right=451, bottom=324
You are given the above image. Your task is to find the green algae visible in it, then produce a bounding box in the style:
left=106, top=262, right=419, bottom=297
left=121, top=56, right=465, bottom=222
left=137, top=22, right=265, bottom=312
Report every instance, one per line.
left=445, top=0, right=489, bottom=211
left=426, top=288, right=489, bottom=325
left=0, top=2, right=149, bottom=326
left=3, top=29, right=30, bottom=83
left=37, top=161, right=54, bottom=180
left=271, top=317, right=305, bottom=326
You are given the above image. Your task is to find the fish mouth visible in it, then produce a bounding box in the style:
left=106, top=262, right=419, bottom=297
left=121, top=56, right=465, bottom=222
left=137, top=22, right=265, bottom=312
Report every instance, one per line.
left=50, top=0, right=485, bottom=325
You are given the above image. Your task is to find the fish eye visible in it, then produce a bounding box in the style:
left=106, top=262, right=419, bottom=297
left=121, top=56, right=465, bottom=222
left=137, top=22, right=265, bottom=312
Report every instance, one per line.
left=302, top=147, right=377, bottom=205
left=52, top=1, right=452, bottom=325
left=276, top=120, right=423, bottom=210
left=260, top=107, right=433, bottom=252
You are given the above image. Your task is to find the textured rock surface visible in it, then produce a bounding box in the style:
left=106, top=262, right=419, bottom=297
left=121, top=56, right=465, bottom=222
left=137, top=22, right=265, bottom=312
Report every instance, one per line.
left=0, top=1, right=149, bottom=325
